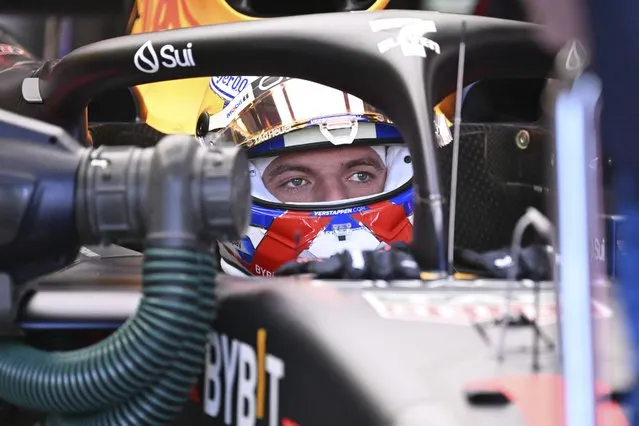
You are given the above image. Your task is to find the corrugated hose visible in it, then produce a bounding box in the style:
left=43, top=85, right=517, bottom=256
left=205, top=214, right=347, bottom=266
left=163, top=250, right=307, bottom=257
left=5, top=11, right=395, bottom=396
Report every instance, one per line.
left=0, top=247, right=216, bottom=426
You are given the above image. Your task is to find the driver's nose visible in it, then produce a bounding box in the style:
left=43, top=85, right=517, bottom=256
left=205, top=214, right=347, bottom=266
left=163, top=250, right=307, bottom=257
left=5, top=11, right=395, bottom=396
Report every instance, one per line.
left=320, top=180, right=348, bottom=202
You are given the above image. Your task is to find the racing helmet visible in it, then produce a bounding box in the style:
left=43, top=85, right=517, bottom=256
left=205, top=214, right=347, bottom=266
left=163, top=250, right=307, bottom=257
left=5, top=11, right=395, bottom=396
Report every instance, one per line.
left=196, top=76, right=416, bottom=276
left=126, top=0, right=391, bottom=135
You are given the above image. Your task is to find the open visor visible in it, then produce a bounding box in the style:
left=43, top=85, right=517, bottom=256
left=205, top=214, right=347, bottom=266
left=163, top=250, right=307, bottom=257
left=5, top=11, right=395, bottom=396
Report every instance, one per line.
left=249, top=143, right=413, bottom=208
left=199, top=77, right=396, bottom=148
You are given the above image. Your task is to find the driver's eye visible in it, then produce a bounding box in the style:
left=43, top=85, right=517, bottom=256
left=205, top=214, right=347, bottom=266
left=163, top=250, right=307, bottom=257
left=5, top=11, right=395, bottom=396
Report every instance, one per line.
left=286, top=178, right=306, bottom=188
left=350, top=172, right=372, bottom=183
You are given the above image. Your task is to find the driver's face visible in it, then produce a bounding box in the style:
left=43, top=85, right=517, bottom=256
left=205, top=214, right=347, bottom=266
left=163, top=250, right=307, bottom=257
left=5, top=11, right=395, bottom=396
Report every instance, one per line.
left=262, top=146, right=387, bottom=203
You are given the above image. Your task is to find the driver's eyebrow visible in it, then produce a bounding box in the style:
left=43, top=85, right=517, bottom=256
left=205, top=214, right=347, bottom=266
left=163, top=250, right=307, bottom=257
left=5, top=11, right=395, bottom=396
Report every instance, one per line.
left=343, top=157, right=385, bottom=170
left=265, top=164, right=313, bottom=181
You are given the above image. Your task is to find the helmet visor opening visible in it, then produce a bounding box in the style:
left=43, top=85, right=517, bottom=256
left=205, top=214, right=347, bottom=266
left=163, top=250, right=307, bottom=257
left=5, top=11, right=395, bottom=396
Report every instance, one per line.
left=249, top=142, right=413, bottom=209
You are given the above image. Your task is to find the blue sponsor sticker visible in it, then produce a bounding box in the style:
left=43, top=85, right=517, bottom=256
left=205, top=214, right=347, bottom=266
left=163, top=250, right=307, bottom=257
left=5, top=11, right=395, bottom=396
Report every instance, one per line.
left=209, top=76, right=256, bottom=101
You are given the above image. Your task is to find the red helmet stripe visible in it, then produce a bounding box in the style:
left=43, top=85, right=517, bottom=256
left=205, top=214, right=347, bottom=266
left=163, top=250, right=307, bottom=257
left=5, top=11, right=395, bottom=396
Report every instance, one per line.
left=352, top=201, right=412, bottom=243
left=250, top=212, right=332, bottom=274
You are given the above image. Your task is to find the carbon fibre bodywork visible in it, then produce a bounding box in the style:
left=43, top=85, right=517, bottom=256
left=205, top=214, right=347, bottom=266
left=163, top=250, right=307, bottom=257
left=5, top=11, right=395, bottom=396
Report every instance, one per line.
left=21, top=249, right=632, bottom=426
left=438, top=123, right=550, bottom=252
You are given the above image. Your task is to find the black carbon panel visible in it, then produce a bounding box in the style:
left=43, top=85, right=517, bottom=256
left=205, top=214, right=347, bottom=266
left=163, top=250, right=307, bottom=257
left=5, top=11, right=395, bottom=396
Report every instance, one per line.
left=437, top=123, right=552, bottom=252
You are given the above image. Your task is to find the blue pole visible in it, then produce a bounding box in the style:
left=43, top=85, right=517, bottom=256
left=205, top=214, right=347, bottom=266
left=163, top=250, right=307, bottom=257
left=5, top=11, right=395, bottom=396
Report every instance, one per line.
left=555, top=69, right=601, bottom=426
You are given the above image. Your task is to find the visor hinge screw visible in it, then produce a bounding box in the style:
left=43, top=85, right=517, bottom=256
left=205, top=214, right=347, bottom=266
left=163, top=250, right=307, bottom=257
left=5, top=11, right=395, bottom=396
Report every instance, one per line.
left=515, top=130, right=530, bottom=150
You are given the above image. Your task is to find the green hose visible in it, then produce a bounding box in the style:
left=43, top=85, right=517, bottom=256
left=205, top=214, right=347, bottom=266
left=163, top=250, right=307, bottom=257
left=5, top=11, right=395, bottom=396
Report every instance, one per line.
left=0, top=247, right=216, bottom=426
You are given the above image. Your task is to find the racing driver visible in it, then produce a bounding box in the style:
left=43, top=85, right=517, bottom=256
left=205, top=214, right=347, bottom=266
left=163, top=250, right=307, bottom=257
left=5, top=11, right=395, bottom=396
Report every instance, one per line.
left=195, top=75, right=452, bottom=277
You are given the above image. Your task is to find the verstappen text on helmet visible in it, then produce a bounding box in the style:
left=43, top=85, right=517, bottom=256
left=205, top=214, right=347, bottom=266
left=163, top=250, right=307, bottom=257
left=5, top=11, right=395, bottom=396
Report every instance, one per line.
left=205, top=329, right=285, bottom=426
left=134, top=40, right=196, bottom=74
left=312, top=206, right=367, bottom=217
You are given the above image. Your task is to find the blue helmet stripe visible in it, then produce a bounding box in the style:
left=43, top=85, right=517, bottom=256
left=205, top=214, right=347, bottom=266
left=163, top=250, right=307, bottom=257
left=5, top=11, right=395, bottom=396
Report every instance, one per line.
left=374, top=123, right=402, bottom=139
left=389, top=187, right=414, bottom=215
left=249, top=135, right=286, bottom=154
left=250, top=204, right=284, bottom=229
